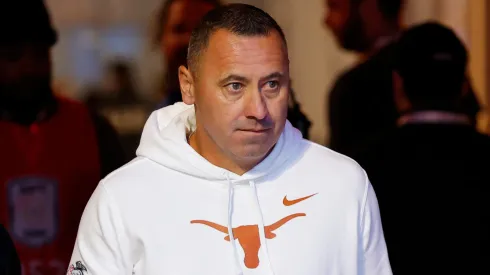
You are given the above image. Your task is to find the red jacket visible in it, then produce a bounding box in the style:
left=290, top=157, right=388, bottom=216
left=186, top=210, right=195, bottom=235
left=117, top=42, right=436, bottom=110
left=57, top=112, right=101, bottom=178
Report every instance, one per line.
left=0, top=97, right=124, bottom=275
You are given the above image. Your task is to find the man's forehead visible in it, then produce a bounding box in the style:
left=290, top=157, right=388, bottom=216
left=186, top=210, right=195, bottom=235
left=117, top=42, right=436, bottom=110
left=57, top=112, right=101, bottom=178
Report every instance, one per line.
left=206, top=29, right=288, bottom=63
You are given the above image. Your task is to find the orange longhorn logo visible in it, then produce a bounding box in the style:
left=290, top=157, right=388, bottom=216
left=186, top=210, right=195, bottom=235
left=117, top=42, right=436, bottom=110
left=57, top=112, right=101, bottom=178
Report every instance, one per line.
left=191, top=213, right=305, bottom=269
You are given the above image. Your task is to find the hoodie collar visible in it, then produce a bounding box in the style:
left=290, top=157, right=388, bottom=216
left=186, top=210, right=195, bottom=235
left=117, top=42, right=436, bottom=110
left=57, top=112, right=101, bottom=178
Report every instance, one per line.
left=136, top=102, right=303, bottom=183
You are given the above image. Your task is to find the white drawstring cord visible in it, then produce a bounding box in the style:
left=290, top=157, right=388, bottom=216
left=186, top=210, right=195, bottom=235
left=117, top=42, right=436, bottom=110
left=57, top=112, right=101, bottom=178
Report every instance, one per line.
left=250, top=180, right=275, bottom=274
left=226, top=173, right=244, bottom=275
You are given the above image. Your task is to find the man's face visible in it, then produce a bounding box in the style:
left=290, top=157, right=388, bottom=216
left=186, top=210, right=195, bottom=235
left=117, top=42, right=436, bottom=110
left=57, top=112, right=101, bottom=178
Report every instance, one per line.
left=184, top=29, right=290, bottom=162
left=324, top=0, right=371, bottom=52
left=161, top=0, right=216, bottom=74
left=0, top=43, right=52, bottom=103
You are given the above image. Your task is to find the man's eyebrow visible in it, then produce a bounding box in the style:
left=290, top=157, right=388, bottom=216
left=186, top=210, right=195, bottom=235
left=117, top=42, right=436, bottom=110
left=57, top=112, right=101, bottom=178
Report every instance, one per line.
left=218, top=72, right=285, bottom=86
left=260, top=72, right=284, bottom=82
left=218, top=74, right=249, bottom=86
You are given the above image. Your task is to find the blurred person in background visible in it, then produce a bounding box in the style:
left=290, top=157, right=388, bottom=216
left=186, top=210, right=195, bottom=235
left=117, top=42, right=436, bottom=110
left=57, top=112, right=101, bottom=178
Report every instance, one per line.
left=154, top=0, right=312, bottom=138
left=324, top=0, right=480, bottom=157
left=0, top=1, right=125, bottom=274
left=154, top=0, right=222, bottom=108
left=84, top=60, right=151, bottom=160
left=0, top=224, right=20, bottom=275
left=85, top=60, right=141, bottom=109
left=354, top=22, right=490, bottom=274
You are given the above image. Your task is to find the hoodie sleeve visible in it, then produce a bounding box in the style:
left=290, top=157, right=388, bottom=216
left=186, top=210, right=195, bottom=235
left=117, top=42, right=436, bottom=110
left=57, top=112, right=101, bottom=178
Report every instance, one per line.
left=68, top=183, right=132, bottom=275
left=360, top=171, right=392, bottom=275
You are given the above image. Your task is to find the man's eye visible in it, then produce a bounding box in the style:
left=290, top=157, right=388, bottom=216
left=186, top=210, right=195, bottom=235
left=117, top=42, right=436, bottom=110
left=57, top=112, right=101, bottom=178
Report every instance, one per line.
left=228, top=82, right=242, bottom=91
left=266, top=81, right=279, bottom=89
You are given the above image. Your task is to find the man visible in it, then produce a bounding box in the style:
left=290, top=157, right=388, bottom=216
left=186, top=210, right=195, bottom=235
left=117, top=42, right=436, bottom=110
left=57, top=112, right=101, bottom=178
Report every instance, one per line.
left=0, top=1, right=125, bottom=274
left=324, top=0, right=480, bottom=157
left=0, top=225, right=20, bottom=275
left=354, top=22, right=490, bottom=274
left=69, top=4, right=391, bottom=274
left=326, top=0, right=402, bottom=58
left=154, top=0, right=312, bottom=138
left=154, top=0, right=222, bottom=108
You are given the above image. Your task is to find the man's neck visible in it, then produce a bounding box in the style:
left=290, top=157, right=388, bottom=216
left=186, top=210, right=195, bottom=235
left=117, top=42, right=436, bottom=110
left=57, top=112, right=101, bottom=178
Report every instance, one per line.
left=188, top=128, right=262, bottom=176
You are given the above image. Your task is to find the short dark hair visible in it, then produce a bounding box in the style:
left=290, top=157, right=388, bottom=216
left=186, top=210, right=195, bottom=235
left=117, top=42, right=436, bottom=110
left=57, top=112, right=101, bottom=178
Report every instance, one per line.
left=187, top=3, right=287, bottom=76
left=377, top=0, right=404, bottom=21
left=152, top=0, right=223, bottom=47
left=394, top=22, right=468, bottom=111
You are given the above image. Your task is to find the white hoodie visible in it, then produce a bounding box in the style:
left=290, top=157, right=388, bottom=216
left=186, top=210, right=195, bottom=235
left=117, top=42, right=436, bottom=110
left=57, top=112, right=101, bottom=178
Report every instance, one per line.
left=68, top=103, right=392, bottom=275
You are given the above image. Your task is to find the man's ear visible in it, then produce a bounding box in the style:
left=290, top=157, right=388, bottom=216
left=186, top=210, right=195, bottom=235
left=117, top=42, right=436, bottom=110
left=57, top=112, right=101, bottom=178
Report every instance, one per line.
left=179, top=65, right=195, bottom=105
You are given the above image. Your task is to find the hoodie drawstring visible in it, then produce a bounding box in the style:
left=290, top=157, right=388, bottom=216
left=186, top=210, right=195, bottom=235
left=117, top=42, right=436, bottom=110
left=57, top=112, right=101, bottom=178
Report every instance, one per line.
left=250, top=180, right=275, bottom=275
left=226, top=174, right=275, bottom=275
left=226, top=173, right=244, bottom=275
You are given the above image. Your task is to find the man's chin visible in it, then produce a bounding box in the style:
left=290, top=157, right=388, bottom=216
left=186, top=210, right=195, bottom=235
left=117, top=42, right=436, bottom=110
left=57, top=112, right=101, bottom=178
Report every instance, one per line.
left=236, top=142, right=275, bottom=160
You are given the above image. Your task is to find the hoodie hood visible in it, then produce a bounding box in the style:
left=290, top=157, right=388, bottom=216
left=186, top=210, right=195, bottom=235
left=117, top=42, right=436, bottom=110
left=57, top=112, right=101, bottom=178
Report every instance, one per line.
left=136, top=102, right=306, bottom=274
left=136, top=102, right=303, bottom=182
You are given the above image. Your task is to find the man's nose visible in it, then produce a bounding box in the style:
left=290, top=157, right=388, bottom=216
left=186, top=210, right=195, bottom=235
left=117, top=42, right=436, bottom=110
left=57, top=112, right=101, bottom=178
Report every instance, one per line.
left=244, top=88, right=268, bottom=120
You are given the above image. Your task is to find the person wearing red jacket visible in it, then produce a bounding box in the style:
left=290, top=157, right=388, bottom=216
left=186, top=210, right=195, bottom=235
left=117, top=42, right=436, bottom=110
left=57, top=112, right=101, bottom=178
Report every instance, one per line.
left=0, top=1, right=126, bottom=274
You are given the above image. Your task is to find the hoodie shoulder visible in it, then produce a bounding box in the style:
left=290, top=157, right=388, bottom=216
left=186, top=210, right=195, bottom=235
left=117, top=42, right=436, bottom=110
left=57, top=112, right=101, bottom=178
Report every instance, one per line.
left=302, top=140, right=364, bottom=171
left=294, top=140, right=368, bottom=193
left=101, top=157, right=159, bottom=191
